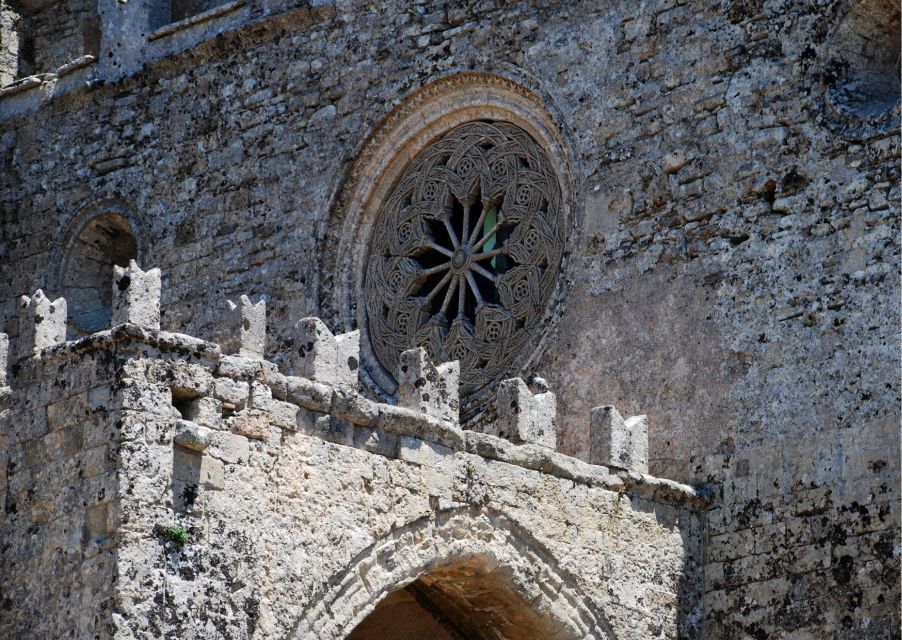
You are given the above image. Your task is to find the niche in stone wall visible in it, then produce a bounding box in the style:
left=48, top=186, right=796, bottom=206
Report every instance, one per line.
left=149, top=0, right=234, bottom=30
left=0, top=0, right=99, bottom=84
left=824, top=0, right=901, bottom=124
left=59, top=210, right=139, bottom=337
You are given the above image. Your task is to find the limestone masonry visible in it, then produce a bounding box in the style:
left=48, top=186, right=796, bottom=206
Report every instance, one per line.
left=0, top=0, right=899, bottom=639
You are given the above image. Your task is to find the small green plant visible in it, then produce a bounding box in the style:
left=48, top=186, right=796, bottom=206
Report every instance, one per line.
left=162, top=523, right=189, bottom=546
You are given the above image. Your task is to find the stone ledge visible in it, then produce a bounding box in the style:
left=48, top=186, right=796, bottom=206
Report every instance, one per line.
left=148, top=0, right=247, bottom=41
left=0, top=56, right=96, bottom=102
left=266, top=368, right=709, bottom=508
left=0, top=75, right=44, bottom=99
left=56, top=55, right=97, bottom=78
left=6, top=320, right=710, bottom=510
left=464, top=430, right=711, bottom=509
left=10, top=324, right=221, bottom=382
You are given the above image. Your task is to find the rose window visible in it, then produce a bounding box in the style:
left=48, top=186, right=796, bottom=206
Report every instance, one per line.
left=364, top=121, right=565, bottom=401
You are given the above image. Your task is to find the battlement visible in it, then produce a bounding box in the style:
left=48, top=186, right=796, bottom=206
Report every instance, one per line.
left=1, top=264, right=705, bottom=507
left=0, top=262, right=708, bottom=639
left=2, top=0, right=898, bottom=636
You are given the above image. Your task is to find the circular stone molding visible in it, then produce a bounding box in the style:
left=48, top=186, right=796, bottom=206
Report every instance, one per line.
left=364, top=121, right=565, bottom=398
left=325, top=72, right=576, bottom=415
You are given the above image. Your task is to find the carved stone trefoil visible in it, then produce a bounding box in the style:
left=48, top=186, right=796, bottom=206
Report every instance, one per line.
left=363, top=121, right=565, bottom=404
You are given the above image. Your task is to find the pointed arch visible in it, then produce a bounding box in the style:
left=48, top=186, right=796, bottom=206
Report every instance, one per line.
left=290, top=506, right=615, bottom=640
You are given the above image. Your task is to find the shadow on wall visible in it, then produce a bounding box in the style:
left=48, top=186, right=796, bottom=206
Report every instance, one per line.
left=60, top=213, right=138, bottom=338
left=0, top=0, right=99, bottom=85
left=346, top=557, right=568, bottom=640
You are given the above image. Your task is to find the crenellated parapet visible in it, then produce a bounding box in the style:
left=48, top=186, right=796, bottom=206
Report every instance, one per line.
left=15, top=289, right=67, bottom=363
left=485, top=377, right=557, bottom=449
left=0, top=261, right=708, bottom=640
left=112, top=260, right=162, bottom=330
left=289, top=317, right=359, bottom=389
left=2, top=262, right=702, bottom=508
left=396, top=347, right=459, bottom=423
left=223, top=295, right=266, bottom=358
left=589, top=405, right=649, bottom=474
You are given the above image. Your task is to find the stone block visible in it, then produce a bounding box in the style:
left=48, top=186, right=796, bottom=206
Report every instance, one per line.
left=285, top=375, right=333, bottom=413
left=81, top=445, right=109, bottom=479
left=212, top=378, right=249, bottom=408
left=331, top=388, right=379, bottom=427
left=217, top=354, right=265, bottom=381
left=229, top=409, right=277, bottom=442
left=85, top=503, right=110, bottom=538
left=398, top=436, right=453, bottom=466
left=289, top=317, right=359, bottom=388
left=144, top=417, right=175, bottom=445
left=313, top=414, right=355, bottom=446
left=209, top=431, right=249, bottom=464
left=183, top=396, right=222, bottom=428
left=396, top=347, right=459, bottom=423
left=255, top=397, right=299, bottom=430
left=174, top=421, right=212, bottom=453
left=491, top=377, right=556, bottom=448
left=88, top=386, right=112, bottom=413
left=353, top=426, right=398, bottom=457
left=223, top=295, right=266, bottom=358
left=0, top=332, right=7, bottom=386
left=334, top=330, right=360, bottom=388
left=16, top=290, right=67, bottom=362
left=112, top=261, right=161, bottom=330
left=117, top=379, right=174, bottom=417
left=589, top=405, right=648, bottom=474
left=147, top=361, right=213, bottom=397
left=249, top=380, right=272, bottom=407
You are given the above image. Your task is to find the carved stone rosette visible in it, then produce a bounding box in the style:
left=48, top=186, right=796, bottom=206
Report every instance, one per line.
left=364, top=121, right=565, bottom=399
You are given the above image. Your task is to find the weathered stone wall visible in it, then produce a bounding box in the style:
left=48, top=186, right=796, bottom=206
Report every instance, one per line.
left=0, top=0, right=99, bottom=80
left=0, top=3, right=22, bottom=84
left=694, top=422, right=899, bottom=638
left=0, top=346, right=120, bottom=638
left=0, top=1, right=898, bottom=638
left=0, top=324, right=705, bottom=639
left=28, top=0, right=99, bottom=73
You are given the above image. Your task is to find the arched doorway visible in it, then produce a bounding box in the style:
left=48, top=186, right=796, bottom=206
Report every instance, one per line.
left=346, top=556, right=567, bottom=640
left=292, top=507, right=613, bottom=640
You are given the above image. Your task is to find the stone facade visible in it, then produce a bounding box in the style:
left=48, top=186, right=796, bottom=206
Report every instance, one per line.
left=0, top=0, right=899, bottom=638
left=0, top=285, right=705, bottom=639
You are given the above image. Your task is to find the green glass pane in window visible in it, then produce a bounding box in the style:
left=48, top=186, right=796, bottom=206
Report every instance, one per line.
left=483, top=206, right=497, bottom=268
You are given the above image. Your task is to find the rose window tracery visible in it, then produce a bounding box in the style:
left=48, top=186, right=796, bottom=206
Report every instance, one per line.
left=364, top=121, right=565, bottom=399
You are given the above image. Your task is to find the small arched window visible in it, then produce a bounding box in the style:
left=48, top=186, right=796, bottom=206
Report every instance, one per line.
left=60, top=211, right=138, bottom=336
left=825, top=0, right=901, bottom=122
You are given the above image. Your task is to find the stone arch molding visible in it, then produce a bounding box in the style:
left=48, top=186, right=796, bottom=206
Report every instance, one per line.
left=291, top=507, right=614, bottom=640
left=323, top=72, right=578, bottom=414
left=52, top=199, right=145, bottom=336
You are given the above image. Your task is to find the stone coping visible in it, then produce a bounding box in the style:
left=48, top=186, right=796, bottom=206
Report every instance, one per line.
left=9, top=323, right=711, bottom=510
left=0, top=56, right=96, bottom=100
left=148, top=0, right=247, bottom=41
left=36, top=323, right=221, bottom=361
left=0, top=75, right=44, bottom=99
